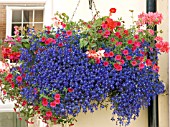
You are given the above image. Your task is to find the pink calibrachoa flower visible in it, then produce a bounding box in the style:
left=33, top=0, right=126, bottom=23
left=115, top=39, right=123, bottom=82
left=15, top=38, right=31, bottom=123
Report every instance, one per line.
left=104, top=30, right=111, bottom=36
left=46, top=111, right=52, bottom=117
left=55, top=99, right=60, bottom=104
left=131, top=60, right=137, bottom=66
left=104, top=52, right=110, bottom=58
left=153, top=64, right=160, bottom=72
left=58, top=42, right=63, bottom=47
left=120, top=59, right=125, bottom=65
left=148, top=29, right=154, bottom=35
left=134, top=41, right=141, bottom=47
left=54, top=94, right=60, bottom=100
left=103, top=61, right=109, bottom=67
left=122, top=50, right=129, bottom=55
left=116, top=42, right=122, bottom=46
left=101, top=23, right=108, bottom=29
left=113, top=63, right=122, bottom=71
left=126, top=55, right=132, bottom=60
left=95, top=58, right=101, bottom=64
left=55, top=34, right=60, bottom=38
left=109, top=51, right=114, bottom=57
left=115, top=55, right=122, bottom=61
left=66, top=30, right=72, bottom=36
left=50, top=101, right=56, bottom=107
left=22, top=100, right=27, bottom=106
left=139, top=63, right=145, bottom=70
left=41, top=36, right=46, bottom=42
left=45, top=38, right=53, bottom=45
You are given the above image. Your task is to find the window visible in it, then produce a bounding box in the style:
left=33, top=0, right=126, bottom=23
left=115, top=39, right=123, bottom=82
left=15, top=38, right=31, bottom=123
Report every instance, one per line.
left=6, top=6, right=44, bottom=36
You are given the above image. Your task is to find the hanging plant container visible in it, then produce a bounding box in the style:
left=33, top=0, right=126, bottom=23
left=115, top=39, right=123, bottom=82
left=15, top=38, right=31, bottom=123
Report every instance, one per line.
left=0, top=5, right=168, bottom=127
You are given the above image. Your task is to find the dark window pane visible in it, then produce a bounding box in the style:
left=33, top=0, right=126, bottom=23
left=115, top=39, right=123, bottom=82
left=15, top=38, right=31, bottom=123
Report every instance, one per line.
left=35, top=10, right=43, bottom=22
left=12, top=10, right=22, bottom=22
left=23, top=10, right=33, bottom=22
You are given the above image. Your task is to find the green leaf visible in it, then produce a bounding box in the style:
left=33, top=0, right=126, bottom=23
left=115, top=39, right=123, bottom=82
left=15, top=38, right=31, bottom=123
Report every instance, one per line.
left=80, top=39, right=88, bottom=48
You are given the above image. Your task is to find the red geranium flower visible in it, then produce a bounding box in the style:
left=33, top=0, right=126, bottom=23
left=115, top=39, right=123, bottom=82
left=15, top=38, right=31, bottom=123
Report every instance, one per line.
left=5, top=73, right=13, bottom=82
left=109, top=8, right=116, bottom=13
left=104, top=52, right=110, bottom=58
left=127, top=39, right=133, bottom=45
left=146, top=59, right=152, bottom=66
left=106, top=18, right=117, bottom=30
left=22, top=100, right=27, bottom=106
left=42, top=98, right=48, bottom=106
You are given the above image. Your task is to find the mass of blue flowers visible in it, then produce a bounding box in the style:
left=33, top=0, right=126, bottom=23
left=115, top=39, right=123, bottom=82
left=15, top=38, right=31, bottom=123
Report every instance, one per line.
left=12, top=28, right=164, bottom=125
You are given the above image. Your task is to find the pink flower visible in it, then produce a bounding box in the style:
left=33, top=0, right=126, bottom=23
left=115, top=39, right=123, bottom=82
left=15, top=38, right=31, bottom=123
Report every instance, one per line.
left=103, top=61, right=109, bottom=67
left=134, top=41, right=141, bottom=47
left=109, top=51, right=114, bottom=57
left=115, top=55, right=122, bottom=61
left=101, top=23, right=108, bottom=29
left=120, top=59, right=125, bottom=65
left=104, top=30, right=110, bottom=36
left=122, top=50, right=129, bottom=55
left=54, top=94, right=60, bottom=100
left=153, top=64, right=160, bottom=72
left=131, top=60, right=137, bottom=66
left=45, top=38, right=53, bottom=45
left=46, top=26, right=51, bottom=31
left=115, top=42, right=122, bottom=46
left=66, top=30, right=72, bottom=36
left=46, top=111, right=52, bottom=117
left=126, top=55, right=132, bottom=60
left=55, top=34, right=60, bottom=38
left=139, top=63, right=145, bottom=69
left=55, top=99, right=60, bottom=105
left=148, top=29, right=154, bottom=35
left=154, top=36, right=163, bottom=42
left=113, top=63, right=122, bottom=71
left=41, top=36, right=46, bottom=42
left=50, top=101, right=56, bottom=107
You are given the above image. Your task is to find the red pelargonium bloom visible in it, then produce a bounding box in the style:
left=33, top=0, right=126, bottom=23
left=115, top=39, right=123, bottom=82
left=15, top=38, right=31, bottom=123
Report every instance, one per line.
left=66, top=30, right=72, bottom=36
left=42, top=98, right=48, bottom=106
left=117, top=22, right=121, bottom=26
left=110, top=8, right=116, bottom=13
left=54, top=94, right=60, bottom=100
left=11, top=82, right=15, bottom=88
left=122, top=50, right=129, bottom=55
left=45, top=38, right=53, bottom=45
left=115, top=55, right=122, bottom=61
left=127, top=39, right=133, bottom=45
left=146, top=59, right=152, bottom=66
left=46, top=111, right=52, bottom=117
left=139, top=63, right=145, bottom=70
left=68, top=88, right=74, bottom=92
left=22, top=100, right=27, bottom=106
left=16, top=76, right=22, bottom=82
left=131, top=60, right=137, bottom=66
left=50, top=101, right=56, bottom=108
left=106, top=18, right=117, bottom=30
left=5, top=73, right=13, bottom=82
left=103, top=61, right=109, bottom=67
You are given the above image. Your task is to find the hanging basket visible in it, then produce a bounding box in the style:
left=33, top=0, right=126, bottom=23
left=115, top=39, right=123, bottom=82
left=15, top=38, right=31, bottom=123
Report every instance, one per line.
left=0, top=7, right=168, bottom=126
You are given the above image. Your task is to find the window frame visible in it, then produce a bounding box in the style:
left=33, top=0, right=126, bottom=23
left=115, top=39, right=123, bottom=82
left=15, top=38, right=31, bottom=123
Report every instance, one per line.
left=6, top=6, right=44, bottom=37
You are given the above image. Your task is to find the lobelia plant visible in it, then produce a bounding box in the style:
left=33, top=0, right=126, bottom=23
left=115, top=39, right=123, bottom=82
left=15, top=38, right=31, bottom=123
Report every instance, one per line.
left=0, top=8, right=169, bottom=126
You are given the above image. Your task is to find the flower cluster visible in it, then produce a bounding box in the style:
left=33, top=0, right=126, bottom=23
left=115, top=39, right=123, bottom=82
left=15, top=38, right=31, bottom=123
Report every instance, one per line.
left=0, top=8, right=168, bottom=126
